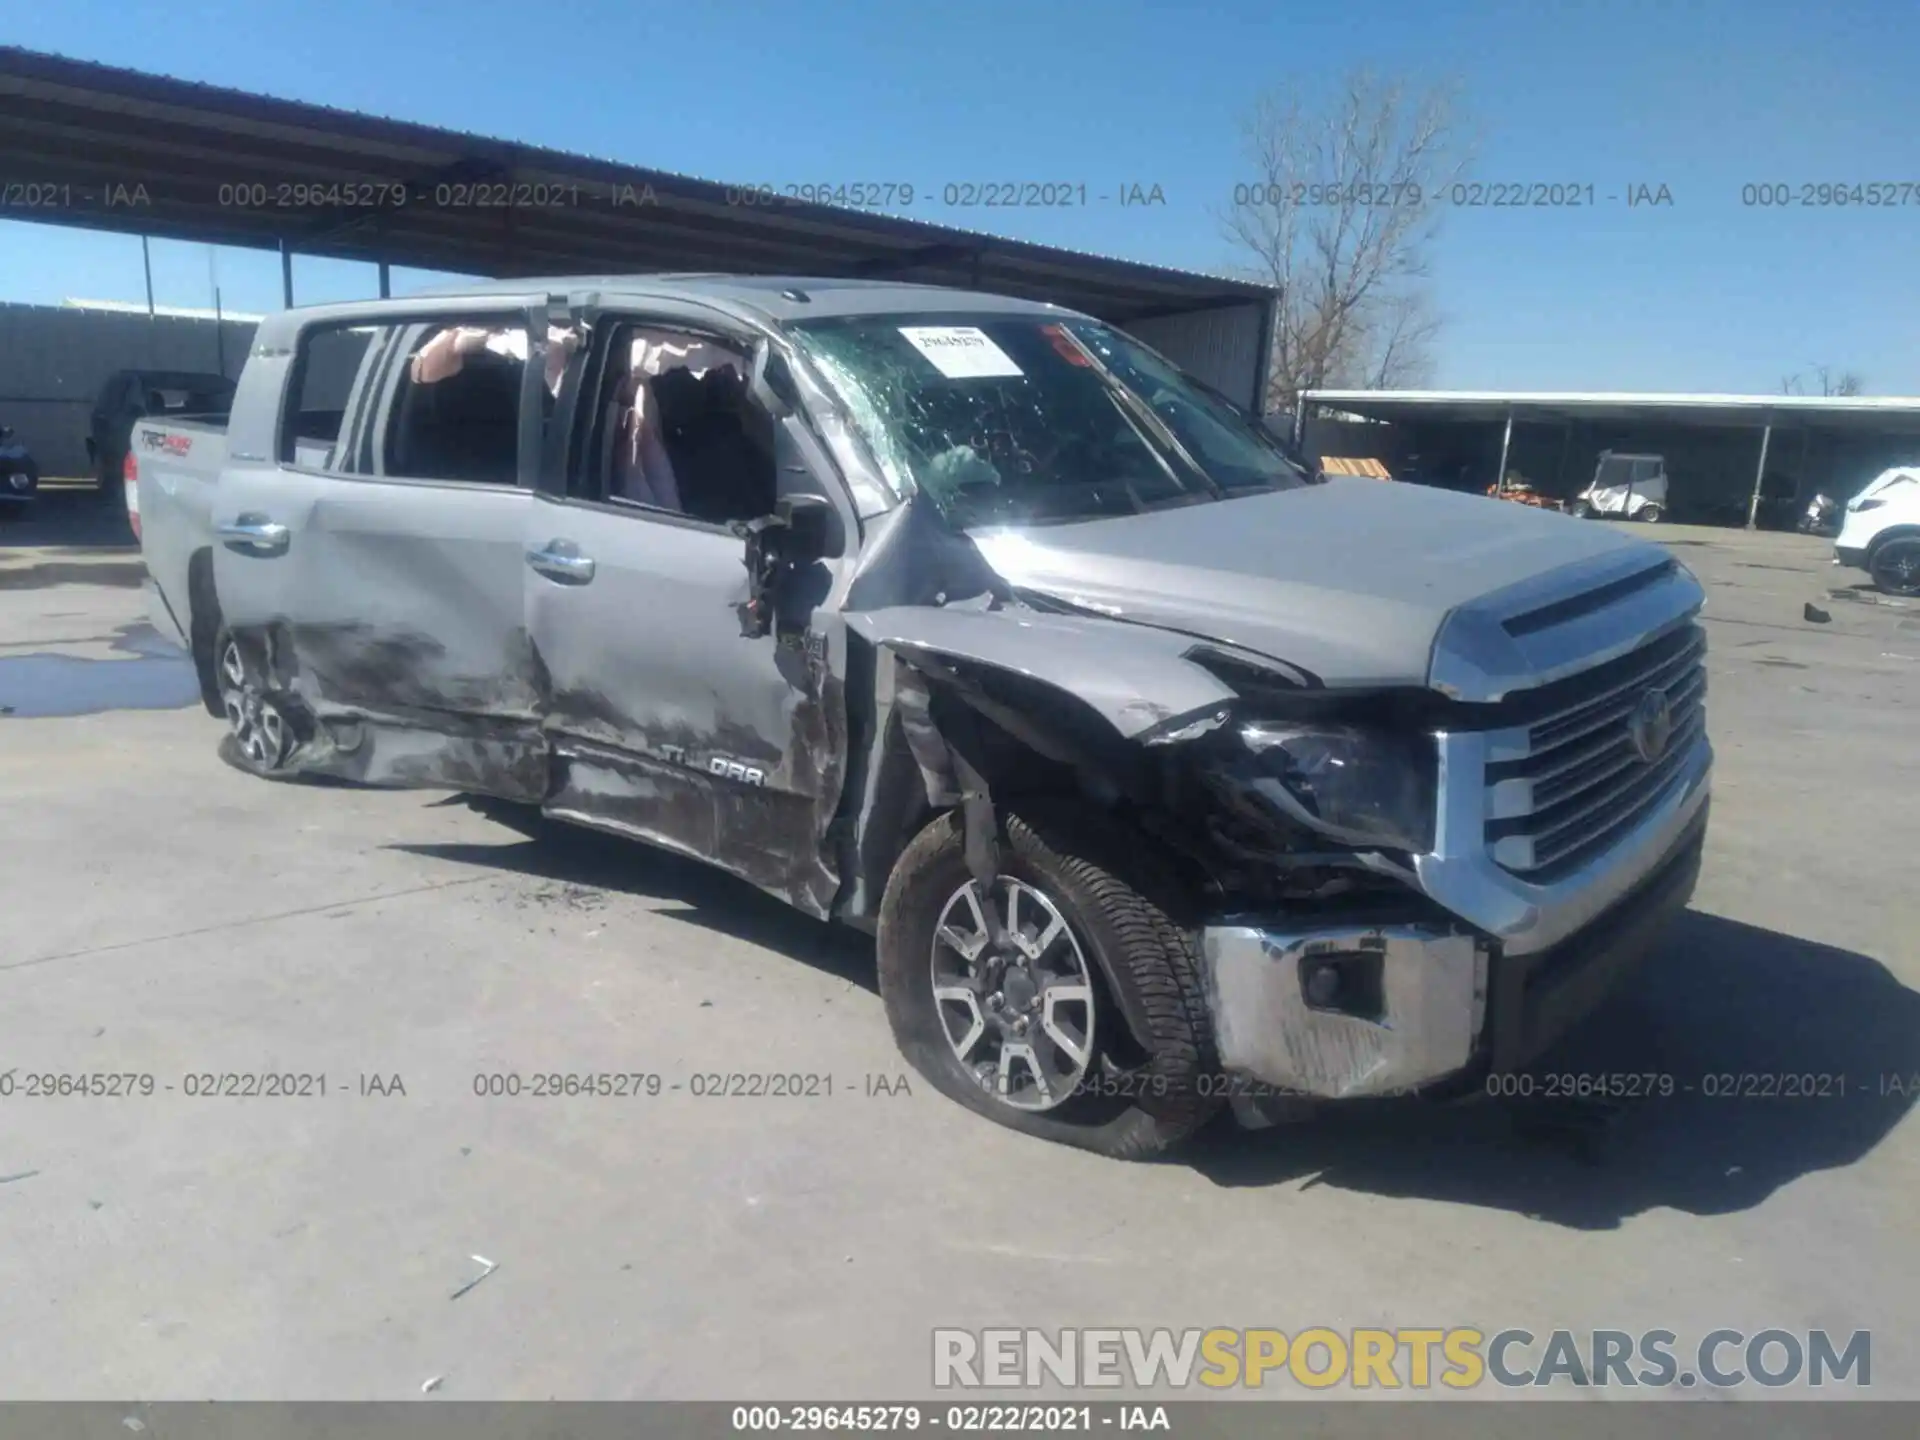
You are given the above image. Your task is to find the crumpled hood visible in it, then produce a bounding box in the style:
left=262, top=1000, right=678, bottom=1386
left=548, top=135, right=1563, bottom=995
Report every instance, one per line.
left=968, top=478, right=1651, bottom=688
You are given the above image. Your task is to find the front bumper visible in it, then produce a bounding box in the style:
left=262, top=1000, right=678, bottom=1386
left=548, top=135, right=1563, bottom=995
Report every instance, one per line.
left=1834, top=545, right=1867, bottom=570
left=1199, top=741, right=1710, bottom=1103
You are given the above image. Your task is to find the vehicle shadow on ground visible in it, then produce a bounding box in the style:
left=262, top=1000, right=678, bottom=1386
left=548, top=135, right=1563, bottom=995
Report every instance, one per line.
left=389, top=818, right=1916, bottom=1226
left=1186, top=909, right=1920, bottom=1228
left=389, top=814, right=880, bottom=994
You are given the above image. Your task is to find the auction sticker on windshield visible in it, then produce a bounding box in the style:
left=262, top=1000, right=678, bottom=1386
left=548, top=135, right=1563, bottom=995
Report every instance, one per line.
left=899, top=326, right=1025, bottom=379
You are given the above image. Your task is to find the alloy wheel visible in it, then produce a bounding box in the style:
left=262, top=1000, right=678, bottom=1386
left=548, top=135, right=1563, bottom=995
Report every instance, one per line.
left=1872, top=541, right=1920, bottom=596
left=219, top=638, right=292, bottom=769
left=929, top=877, right=1097, bottom=1112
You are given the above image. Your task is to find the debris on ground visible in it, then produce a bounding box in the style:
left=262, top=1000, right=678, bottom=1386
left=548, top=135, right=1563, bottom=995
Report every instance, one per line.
left=1804, top=602, right=1831, bottom=624
left=0, top=1170, right=40, bottom=1185
left=448, top=1253, right=498, bottom=1300
left=421, top=1376, right=444, bottom=1394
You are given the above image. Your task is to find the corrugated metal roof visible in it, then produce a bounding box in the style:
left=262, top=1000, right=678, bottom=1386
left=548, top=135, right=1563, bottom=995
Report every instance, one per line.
left=0, top=46, right=1272, bottom=325
left=1304, top=388, right=1920, bottom=431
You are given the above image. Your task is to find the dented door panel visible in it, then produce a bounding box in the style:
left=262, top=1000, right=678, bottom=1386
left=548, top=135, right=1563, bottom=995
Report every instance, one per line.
left=527, top=498, right=848, bottom=916
left=278, top=480, right=547, bottom=795
left=211, top=297, right=553, bottom=799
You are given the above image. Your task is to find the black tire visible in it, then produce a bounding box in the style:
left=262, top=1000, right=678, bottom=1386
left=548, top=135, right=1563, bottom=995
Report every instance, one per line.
left=877, top=805, right=1223, bottom=1159
left=1569, top=499, right=1593, bottom=519
left=1870, top=537, right=1920, bottom=597
left=186, top=558, right=225, bottom=716
left=1638, top=503, right=1664, bottom=524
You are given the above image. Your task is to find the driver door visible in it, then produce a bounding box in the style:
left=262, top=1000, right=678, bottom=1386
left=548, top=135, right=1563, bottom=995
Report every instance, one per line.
left=525, top=302, right=855, bottom=916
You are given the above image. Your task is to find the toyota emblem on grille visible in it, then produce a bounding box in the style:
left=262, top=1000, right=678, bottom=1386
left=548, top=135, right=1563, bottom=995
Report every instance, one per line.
left=1628, top=687, right=1675, bottom=764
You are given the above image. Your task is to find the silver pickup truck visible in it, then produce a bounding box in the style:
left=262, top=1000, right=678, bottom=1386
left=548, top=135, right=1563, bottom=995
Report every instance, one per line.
left=132, top=275, right=1711, bottom=1158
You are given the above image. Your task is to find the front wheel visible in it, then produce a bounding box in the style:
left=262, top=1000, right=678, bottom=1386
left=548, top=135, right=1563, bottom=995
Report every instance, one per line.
left=1569, top=499, right=1593, bottom=519
left=876, top=807, right=1223, bottom=1159
left=1870, top=537, right=1920, bottom=596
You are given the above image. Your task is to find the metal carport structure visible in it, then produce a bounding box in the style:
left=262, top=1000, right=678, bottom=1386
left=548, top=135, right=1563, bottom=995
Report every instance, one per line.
left=1298, top=390, right=1920, bottom=528
left=0, top=46, right=1277, bottom=412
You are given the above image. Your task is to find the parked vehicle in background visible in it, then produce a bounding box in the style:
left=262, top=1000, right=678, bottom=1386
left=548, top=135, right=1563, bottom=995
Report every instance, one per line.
left=87, top=368, right=236, bottom=496
left=1569, top=452, right=1668, bottom=522
left=1834, top=465, right=1920, bottom=596
left=131, top=275, right=1712, bottom=1159
left=0, top=422, right=39, bottom=516
left=1799, top=492, right=1842, bottom=536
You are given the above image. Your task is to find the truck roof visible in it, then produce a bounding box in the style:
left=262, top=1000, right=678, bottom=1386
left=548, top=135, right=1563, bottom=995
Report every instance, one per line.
left=405, top=274, right=1076, bottom=323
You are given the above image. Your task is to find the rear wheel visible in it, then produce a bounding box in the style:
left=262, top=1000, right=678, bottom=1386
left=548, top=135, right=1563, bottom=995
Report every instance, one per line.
left=1870, top=537, right=1920, bottom=596
left=877, top=806, right=1222, bottom=1159
left=1637, top=503, right=1664, bottom=524
left=1569, top=499, right=1593, bottom=519
left=216, top=630, right=297, bottom=774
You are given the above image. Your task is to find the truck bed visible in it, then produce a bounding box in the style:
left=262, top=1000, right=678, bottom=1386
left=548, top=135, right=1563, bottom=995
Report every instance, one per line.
left=130, top=414, right=231, bottom=664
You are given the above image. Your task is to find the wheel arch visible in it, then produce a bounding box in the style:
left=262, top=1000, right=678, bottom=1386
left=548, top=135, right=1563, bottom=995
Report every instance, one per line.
left=845, top=642, right=1213, bottom=1057
left=1865, top=523, right=1920, bottom=562
left=185, top=545, right=225, bottom=717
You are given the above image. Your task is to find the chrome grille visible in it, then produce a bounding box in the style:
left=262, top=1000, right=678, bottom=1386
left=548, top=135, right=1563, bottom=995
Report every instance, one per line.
left=1483, top=623, right=1708, bottom=879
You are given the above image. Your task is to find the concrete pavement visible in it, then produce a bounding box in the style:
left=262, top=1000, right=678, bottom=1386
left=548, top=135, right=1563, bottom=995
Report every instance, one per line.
left=1, top=496, right=1916, bottom=1400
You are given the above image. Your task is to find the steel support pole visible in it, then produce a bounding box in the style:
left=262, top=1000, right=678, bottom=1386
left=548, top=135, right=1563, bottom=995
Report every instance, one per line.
left=280, top=240, right=294, bottom=309
left=378, top=260, right=391, bottom=299
left=1746, top=423, right=1774, bottom=530
left=141, top=235, right=155, bottom=317
left=1495, top=409, right=1514, bottom=494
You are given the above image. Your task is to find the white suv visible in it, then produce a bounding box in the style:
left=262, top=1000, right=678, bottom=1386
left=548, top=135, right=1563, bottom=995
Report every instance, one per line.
left=1835, top=466, right=1920, bottom=596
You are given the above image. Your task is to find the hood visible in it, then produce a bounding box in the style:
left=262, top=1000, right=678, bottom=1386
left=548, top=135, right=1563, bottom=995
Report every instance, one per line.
left=968, top=479, right=1652, bottom=688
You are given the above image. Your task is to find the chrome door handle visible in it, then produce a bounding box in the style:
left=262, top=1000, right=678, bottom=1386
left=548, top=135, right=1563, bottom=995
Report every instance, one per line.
left=216, top=515, right=290, bottom=556
left=525, top=542, right=595, bottom=585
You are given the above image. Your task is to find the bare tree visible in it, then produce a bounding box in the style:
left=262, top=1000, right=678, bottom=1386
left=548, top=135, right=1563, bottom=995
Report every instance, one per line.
left=1223, top=71, right=1473, bottom=412
left=1781, top=364, right=1866, bottom=396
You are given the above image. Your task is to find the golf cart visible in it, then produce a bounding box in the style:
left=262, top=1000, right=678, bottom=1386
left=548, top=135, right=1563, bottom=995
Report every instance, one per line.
left=1570, top=451, right=1668, bottom=523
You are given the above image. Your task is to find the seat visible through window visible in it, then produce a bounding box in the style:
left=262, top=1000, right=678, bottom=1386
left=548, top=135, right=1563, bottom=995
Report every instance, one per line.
left=390, top=349, right=522, bottom=484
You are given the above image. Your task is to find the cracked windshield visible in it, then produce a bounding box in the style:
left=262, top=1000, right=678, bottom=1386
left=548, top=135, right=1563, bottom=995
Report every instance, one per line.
left=793, top=316, right=1309, bottom=525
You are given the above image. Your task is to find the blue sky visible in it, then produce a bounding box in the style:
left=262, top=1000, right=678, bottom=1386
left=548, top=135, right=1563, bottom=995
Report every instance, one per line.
left=2, top=0, right=1915, bottom=392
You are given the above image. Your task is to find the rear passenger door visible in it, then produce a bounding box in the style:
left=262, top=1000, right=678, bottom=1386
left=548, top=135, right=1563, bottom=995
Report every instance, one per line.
left=211, top=295, right=557, bottom=797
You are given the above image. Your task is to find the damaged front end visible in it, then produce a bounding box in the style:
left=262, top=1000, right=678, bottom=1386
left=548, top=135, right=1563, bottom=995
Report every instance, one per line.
left=838, top=512, right=1709, bottom=1124
left=837, top=536, right=1500, bottom=1113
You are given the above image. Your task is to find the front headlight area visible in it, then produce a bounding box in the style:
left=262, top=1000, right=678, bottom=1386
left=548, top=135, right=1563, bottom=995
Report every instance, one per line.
left=1226, top=720, right=1437, bottom=855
